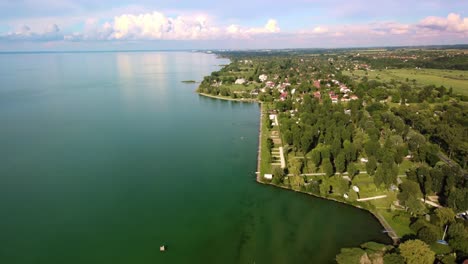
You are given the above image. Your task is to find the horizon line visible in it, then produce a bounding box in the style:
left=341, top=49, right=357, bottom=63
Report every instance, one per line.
left=0, top=43, right=467, bottom=54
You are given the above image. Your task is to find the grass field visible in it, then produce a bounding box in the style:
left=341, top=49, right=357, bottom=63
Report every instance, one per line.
left=343, top=68, right=468, bottom=96
left=259, top=104, right=272, bottom=178
left=378, top=210, right=414, bottom=237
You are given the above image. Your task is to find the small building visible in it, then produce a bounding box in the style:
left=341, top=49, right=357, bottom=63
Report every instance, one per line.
left=259, top=74, right=268, bottom=82
left=360, top=158, right=368, bottom=163
left=234, top=78, right=246, bottom=85
left=264, top=174, right=273, bottom=180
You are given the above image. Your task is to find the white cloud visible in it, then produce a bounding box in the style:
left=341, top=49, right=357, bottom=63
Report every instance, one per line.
left=0, top=23, right=63, bottom=41
left=418, top=13, right=468, bottom=34
left=313, top=26, right=328, bottom=34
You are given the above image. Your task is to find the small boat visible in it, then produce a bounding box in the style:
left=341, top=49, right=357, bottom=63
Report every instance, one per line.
left=160, top=245, right=167, bottom=252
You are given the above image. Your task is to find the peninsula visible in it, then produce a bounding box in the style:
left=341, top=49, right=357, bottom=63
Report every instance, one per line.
left=197, top=47, right=468, bottom=263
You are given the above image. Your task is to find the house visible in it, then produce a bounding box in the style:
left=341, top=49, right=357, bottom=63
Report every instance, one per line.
left=350, top=95, right=359, bottom=100
left=313, top=80, right=321, bottom=89
left=264, top=174, right=273, bottom=180
left=265, top=81, right=275, bottom=88
left=360, top=158, right=368, bottom=163
left=313, top=91, right=321, bottom=99
left=340, top=85, right=351, bottom=94
left=259, top=74, right=268, bottom=82
left=280, top=92, right=288, bottom=101
left=330, top=95, right=339, bottom=103
left=234, top=78, right=246, bottom=85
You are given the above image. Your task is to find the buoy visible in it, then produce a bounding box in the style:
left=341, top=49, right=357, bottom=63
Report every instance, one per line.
left=160, top=245, right=166, bottom=252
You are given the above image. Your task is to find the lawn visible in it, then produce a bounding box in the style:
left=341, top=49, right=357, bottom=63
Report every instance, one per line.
left=352, top=174, right=385, bottom=198
left=378, top=210, right=414, bottom=237
left=259, top=104, right=272, bottom=177
left=343, top=68, right=468, bottom=96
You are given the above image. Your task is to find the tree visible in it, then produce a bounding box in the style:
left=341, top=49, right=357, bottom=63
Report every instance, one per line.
left=335, top=152, right=346, bottom=173
left=383, top=253, right=405, bottom=264
left=434, top=207, right=455, bottom=227
left=329, top=175, right=349, bottom=195
left=366, top=156, right=377, bottom=175
left=347, top=163, right=358, bottom=179
left=311, top=148, right=321, bottom=167
left=399, top=240, right=435, bottom=264
left=374, top=165, right=385, bottom=187
left=418, top=226, right=438, bottom=244
left=364, top=140, right=380, bottom=157
left=266, top=138, right=274, bottom=152
left=323, top=158, right=334, bottom=177
left=320, top=146, right=331, bottom=160
left=406, top=196, right=427, bottom=215
left=447, top=222, right=468, bottom=253
left=272, top=167, right=285, bottom=184
left=398, top=181, right=426, bottom=215
left=289, top=158, right=303, bottom=176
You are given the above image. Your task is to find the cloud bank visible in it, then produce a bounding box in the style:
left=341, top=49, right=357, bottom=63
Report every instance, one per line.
left=0, top=11, right=466, bottom=48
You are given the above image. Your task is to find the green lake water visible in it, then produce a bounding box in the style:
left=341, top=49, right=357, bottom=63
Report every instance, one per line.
left=0, top=51, right=391, bottom=263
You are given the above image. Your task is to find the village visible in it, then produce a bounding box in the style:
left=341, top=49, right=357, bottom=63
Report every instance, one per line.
left=197, top=49, right=468, bottom=263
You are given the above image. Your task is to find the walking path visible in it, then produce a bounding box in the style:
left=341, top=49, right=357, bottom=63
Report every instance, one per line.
left=357, top=195, right=387, bottom=202
left=421, top=198, right=442, bottom=208
left=279, top=147, right=286, bottom=169
left=255, top=105, right=263, bottom=181
left=375, top=213, right=400, bottom=244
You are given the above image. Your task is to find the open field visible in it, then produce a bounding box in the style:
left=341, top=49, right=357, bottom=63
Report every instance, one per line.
left=343, top=68, right=468, bottom=96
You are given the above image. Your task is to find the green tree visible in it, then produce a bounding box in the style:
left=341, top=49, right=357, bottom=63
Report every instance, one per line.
left=329, top=175, right=349, bottom=195
left=323, top=158, right=334, bottom=177
left=398, top=181, right=426, bottom=215
left=399, top=240, right=435, bottom=264
left=347, top=163, right=358, bottom=179
left=335, top=152, right=346, bottom=173
left=447, top=222, right=468, bottom=253
left=289, top=158, right=303, bottom=176
left=311, top=148, right=321, bottom=167
left=366, top=156, right=377, bottom=175
left=374, top=165, right=384, bottom=187
left=266, top=138, right=274, bottom=152
left=434, top=207, right=455, bottom=227
left=272, top=167, right=285, bottom=184
left=383, top=253, right=405, bottom=264
left=418, top=226, right=438, bottom=244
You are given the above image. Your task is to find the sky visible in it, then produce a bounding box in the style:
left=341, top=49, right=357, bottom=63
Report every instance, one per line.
left=0, top=0, right=466, bottom=51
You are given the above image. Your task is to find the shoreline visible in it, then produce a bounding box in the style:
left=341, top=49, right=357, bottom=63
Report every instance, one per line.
left=198, top=90, right=399, bottom=245
left=197, top=92, right=258, bottom=103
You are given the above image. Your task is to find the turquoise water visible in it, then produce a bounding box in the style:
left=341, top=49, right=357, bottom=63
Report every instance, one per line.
left=0, top=51, right=390, bottom=263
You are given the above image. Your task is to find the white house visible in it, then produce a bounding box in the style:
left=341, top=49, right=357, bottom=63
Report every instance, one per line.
left=259, top=74, right=268, bottom=82
left=264, top=174, right=273, bottom=180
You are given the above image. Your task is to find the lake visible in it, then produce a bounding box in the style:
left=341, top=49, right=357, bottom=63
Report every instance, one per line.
left=0, top=51, right=391, bottom=263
